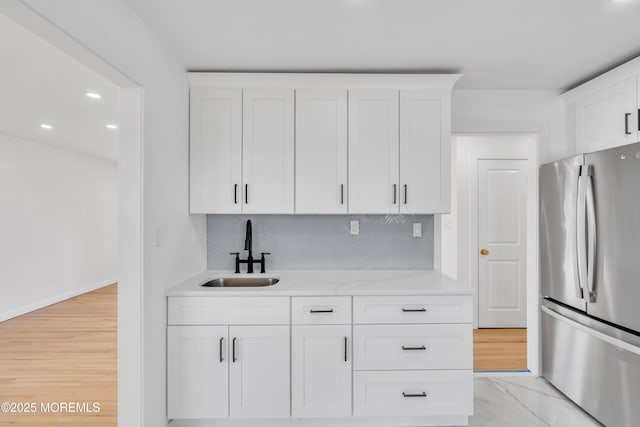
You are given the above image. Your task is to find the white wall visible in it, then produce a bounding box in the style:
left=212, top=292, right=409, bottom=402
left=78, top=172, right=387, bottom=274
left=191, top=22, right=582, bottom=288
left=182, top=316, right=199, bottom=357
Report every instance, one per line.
left=4, top=1, right=208, bottom=426
left=0, top=133, right=117, bottom=321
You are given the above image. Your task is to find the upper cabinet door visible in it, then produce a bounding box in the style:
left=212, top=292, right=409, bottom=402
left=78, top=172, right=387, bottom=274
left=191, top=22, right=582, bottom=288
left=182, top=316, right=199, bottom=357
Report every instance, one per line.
left=400, top=90, right=451, bottom=213
left=576, top=77, right=637, bottom=153
left=242, top=89, right=295, bottom=213
left=348, top=90, right=400, bottom=214
left=295, top=89, right=348, bottom=214
left=190, top=88, right=242, bottom=213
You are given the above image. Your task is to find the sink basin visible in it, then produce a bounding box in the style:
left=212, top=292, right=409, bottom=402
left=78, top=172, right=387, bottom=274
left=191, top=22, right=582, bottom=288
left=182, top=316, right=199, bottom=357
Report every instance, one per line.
left=200, top=276, right=280, bottom=288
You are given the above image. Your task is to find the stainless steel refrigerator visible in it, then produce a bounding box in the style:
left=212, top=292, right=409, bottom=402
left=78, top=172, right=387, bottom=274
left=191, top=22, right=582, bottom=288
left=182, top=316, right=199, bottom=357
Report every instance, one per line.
left=540, top=142, right=640, bottom=427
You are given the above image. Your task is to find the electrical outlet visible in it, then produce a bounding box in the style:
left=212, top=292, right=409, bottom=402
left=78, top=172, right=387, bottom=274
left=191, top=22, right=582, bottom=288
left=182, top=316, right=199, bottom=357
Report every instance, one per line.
left=350, top=220, right=360, bottom=235
left=154, top=227, right=162, bottom=247
left=412, top=223, right=422, bottom=238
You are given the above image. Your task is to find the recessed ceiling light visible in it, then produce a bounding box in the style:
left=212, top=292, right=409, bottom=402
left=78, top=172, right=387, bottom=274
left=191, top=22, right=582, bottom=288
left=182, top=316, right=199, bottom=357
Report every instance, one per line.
left=40, top=123, right=53, bottom=129
left=106, top=123, right=118, bottom=130
left=86, top=92, right=102, bottom=99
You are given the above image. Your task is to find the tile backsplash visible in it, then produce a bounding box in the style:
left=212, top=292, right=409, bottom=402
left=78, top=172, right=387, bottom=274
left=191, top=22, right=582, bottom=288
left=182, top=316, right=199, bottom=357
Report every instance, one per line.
left=207, top=215, right=434, bottom=271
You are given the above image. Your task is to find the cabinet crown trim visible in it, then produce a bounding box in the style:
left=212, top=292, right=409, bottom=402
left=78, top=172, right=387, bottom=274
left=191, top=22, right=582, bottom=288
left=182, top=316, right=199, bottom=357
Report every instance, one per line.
left=188, top=72, right=462, bottom=90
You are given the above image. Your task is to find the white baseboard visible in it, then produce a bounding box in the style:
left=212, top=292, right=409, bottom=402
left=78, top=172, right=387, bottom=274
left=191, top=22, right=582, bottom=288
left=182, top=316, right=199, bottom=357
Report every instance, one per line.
left=0, top=278, right=117, bottom=322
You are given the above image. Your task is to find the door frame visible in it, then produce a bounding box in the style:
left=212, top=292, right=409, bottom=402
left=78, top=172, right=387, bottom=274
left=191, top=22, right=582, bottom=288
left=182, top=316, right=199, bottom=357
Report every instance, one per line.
left=448, top=134, right=539, bottom=374
left=1, top=2, right=145, bottom=423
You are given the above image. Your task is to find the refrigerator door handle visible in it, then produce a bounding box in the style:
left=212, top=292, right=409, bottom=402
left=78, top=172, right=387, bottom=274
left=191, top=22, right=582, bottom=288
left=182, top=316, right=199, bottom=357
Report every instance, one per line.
left=585, top=166, right=597, bottom=302
left=576, top=166, right=588, bottom=299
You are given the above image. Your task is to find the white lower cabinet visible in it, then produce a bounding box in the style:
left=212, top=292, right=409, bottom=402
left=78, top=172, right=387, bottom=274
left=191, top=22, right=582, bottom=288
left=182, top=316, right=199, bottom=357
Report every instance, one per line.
left=292, top=325, right=352, bottom=417
left=167, top=326, right=229, bottom=419
left=229, top=325, right=290, bottom=418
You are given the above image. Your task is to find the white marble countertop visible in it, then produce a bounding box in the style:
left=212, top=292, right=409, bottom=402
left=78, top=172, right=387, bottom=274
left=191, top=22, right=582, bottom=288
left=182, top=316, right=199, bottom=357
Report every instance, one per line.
left=166, top=270, right=471, bottom=297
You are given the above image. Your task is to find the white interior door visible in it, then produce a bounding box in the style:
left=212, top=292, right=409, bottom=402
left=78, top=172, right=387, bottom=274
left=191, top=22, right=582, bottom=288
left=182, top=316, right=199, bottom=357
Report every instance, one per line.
left=478, top=159, right=527, bottom=328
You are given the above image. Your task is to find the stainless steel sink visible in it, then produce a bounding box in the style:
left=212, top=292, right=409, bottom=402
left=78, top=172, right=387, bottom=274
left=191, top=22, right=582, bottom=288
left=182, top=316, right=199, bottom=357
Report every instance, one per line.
left=200, top=276, right=279, bottom=287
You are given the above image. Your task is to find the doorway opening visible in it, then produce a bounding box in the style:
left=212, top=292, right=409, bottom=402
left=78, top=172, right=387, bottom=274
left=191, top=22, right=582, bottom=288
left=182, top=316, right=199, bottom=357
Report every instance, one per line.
left=440, top=134, right=539, bottom=373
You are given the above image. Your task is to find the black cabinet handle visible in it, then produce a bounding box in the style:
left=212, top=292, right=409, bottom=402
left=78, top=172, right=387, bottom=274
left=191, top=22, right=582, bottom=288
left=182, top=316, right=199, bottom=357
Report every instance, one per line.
left=344, top=336, right=348, bottom=362
left=310, top=309, right=334, bottom=313
left=625, top=113, right=632, bottom=135
left=403, top=184, right=407, bottom=204
left=219, top=337, right=224, bottom=363
left=244, top=184, right=248, bottom=204
left=340, top=184, right=344, bottom=205
left=393, top=184, right=397, bottom=204
left=402, top=308, right=426, bottom=312
left=402, top=345, right=427, bottom=351
left=637, top=109, right=640, bottom=132
left=232, top=337, right=237, bottom=363
left=403, top=392, right=427, bottom=398
left=234, top=184, right=238, bottom=204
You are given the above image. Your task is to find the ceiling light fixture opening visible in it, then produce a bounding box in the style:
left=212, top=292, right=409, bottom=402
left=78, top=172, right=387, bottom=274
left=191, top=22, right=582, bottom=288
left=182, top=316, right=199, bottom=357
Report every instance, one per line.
left=106, top=123, right=118, bottom=130
left=86, top=92, right=102, bottom=99
left=40, top=123, right=53, bottom=129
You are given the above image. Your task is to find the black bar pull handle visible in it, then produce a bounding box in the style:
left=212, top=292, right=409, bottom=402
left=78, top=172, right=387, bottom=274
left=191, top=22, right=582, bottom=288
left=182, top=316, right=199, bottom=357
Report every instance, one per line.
left=402, top=392, right=427, bottom=398
left=637, top=109, right=640, bottom=132
left=232, top=337, right=237, bottom=363
left=402, top=308, right=426, bottom=312
left=402, top=345, right=427, bottom=351
left=344, top=336, right=348, bottom=362
left=219, top=337, right=224, bottom=363
left=340, top=184, right=344, bottom=205
left=393, top=184, right=397, bottom=204
left=244, top=184, right=248, bottom=204
left=310, top=309, right=334, bottom=313
left=625, top=113, right=632, bottom=135
left=234, top=184, right=238, bottom=204
left=403, top=184, right=407, bottom=204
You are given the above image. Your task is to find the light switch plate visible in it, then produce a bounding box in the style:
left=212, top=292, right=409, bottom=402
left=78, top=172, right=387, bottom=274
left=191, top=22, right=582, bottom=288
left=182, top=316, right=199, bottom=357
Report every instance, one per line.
left=350, top=220, right=360, bottom=235
left=412, top=223, right=422, bottom=238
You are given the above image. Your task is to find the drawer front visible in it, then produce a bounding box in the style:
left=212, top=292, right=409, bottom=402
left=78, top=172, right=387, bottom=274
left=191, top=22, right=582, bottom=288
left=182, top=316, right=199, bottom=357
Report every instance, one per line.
left=353, top=295, right=472, bottom=324
left=354, top=324, right=472, bottom=370
left=168, top=297, right=290, bottom=325
left=292, top=296, right=351, bottom=324
left=353, top=370, right=473, bottom=417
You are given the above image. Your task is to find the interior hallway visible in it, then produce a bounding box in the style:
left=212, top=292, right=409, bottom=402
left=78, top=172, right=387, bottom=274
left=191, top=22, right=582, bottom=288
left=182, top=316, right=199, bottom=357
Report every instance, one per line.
left=0, top=284, right=117, bottom=426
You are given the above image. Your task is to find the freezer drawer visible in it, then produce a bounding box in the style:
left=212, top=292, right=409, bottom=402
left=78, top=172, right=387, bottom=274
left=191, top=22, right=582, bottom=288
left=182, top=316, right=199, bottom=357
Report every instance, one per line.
left=542, top=305, right=640, bottom=427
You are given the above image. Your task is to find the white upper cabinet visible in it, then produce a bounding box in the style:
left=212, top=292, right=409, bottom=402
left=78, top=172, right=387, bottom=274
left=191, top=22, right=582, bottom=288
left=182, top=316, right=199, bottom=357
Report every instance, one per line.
left=348, top=89, right=400, bottom=214
left=242, top=89, right=295, bottom=214
left=295, top=89, right=348, bottom=214
left=189, top=88, right=242, bottom=213
left=575, top=78, right=637, bottom=153
left=400, top=90, right=451, bottom=213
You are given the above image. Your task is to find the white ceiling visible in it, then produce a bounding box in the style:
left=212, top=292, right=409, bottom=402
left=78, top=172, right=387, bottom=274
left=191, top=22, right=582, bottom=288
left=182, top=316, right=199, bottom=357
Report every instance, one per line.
left=0, top=15, right=119, bottom=161
left=126, top=0, right=640, bottom=90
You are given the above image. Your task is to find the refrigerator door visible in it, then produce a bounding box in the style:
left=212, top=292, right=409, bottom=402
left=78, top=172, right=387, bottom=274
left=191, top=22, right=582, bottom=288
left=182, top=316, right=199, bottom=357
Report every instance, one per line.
left=585, top=142, right=640, bottom=334
left=540, top=155, right=586, bottom=311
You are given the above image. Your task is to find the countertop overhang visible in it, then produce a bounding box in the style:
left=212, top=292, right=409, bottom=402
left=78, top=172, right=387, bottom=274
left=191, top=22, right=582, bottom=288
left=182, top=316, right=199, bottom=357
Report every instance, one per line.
left=166, top=270, right=471, bottom=297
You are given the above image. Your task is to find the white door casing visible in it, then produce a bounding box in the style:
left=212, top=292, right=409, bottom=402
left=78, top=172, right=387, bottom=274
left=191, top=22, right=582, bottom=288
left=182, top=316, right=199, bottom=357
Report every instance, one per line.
left=295, top=89, right=348, bottom=213
left=190, top=88, right=242, bottom=213
left=348, top=89, right=400, bottom=214
left=291, top=325, right=352, bottom=417
left=242, top=89, right=295, bottom=213
left=167, top=326, right=229, bottom=419
left=478, top=159, right=527, bottom=328
left=229, top=325, right=290, bottom=418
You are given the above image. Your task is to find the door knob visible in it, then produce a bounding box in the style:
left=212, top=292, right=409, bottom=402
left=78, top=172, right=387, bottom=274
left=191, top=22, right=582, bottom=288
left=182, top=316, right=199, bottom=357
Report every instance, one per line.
left=480, top=249, right=490, bottom=256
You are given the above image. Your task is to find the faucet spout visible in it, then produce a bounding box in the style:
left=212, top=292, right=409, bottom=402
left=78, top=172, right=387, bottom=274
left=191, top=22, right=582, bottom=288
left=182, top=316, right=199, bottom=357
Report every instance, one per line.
left=244, top=220, right=252, bottom=254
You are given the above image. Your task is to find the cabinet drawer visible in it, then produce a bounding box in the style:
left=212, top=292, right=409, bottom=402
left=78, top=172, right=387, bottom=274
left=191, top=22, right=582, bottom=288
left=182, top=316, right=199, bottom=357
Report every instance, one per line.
left=354, top=324, right=472, bottom=370
left=292, top=296, right=351, bottom=324
left=353, top=370, right=473, bottom=417
left=168, top=297, right=290, bottom=325
left=353, top=295, right=472, bottom=324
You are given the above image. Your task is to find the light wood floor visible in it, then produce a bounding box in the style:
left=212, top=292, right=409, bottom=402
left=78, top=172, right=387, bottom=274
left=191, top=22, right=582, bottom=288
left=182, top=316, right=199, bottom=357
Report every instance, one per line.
left=0, top=284, right=117, bottom=426
left=474, top=328, right=527, bottom=371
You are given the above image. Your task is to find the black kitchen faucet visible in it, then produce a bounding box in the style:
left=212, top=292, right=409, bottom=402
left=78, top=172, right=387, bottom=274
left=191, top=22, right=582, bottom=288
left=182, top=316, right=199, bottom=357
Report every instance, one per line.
left=229, top=220, right=270, bottom=273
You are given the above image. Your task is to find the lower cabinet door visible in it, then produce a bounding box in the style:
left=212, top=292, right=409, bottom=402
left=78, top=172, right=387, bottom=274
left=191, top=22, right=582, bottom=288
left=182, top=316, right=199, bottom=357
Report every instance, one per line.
left=292, top=325, right=352, bottom=417
left=229, top=325, right=290, bottom=418
left=353, top=370, right=473, bottom=417
left=167, top=325, right=229, bottom=419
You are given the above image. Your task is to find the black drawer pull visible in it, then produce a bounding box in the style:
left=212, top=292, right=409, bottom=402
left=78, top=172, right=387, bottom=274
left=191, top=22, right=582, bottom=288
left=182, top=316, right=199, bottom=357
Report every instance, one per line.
left=219, top=337, right=224, bottom=363
left=402, top=308, right=426, bottom=312
left=232, top=337, right=237, bottom=363
left=403, top=392, right=427, bottom=398
left=310, top=309, right=334, bottom=313
left=402, top=345, right=426, bottom=351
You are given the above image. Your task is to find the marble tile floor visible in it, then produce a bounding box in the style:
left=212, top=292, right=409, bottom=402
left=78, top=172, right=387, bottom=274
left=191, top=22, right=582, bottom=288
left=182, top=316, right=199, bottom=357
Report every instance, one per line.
left=470, top=376, right=602, bottom=427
